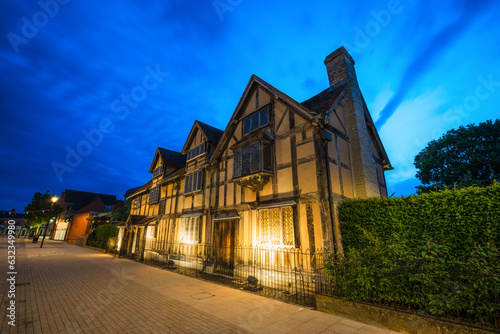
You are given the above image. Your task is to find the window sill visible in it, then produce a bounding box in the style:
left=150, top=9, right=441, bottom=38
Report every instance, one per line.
left=184, top=189, right=203, bottom=196
left=186, top=152, right=207, bottom=162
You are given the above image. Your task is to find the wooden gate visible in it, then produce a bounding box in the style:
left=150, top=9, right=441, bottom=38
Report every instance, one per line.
left=215, top=220, right=236, bottom=276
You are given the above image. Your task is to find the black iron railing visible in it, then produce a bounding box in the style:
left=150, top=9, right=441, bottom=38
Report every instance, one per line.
left=137, top=241, right=328, bottom=306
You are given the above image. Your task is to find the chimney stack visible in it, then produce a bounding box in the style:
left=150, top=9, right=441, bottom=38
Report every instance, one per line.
left=323, top=46, right=380, bottom=198
left=324, top=46, right=358, bottom=88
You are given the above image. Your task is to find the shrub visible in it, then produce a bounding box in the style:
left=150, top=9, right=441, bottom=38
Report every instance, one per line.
left=339, top=182, right=500, bottom=257
left=95, top=224, right=118, bottom=240
left=87, top=224, right=118, bottom=249
left=324, top=230, right=500, bottom=328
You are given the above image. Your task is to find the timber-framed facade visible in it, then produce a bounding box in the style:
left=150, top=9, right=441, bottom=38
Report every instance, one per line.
left=119, top=47, right=392, bottom=278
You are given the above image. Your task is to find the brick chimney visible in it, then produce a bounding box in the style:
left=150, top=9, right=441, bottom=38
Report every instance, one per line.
left=324, top=47, right=380, bottom=198
left=324, top=46, right=358, bottom=88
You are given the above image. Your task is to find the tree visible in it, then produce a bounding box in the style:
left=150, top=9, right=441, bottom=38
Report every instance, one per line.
left=24, top=191, right=63, bottom=229
left=414, top=119, right=500, bottom=193
left=108, top=201, right=130, bottom=222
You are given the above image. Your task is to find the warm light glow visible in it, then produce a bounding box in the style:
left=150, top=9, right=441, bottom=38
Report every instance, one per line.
left=52, top=196, right=58, bottom=203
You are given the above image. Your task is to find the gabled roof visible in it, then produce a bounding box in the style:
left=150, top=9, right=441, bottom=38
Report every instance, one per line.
left=197, top=121, right=224, bottom=143
left=125, top=180, right=153, bottom=199
left=301, top=84, right=347, bottom=115
left=124, top=186, right=141, bottom=198
left=148, top=147, right=186, bottom=173
left=209, top=75, right=315, bottom=163
left=181, top=120, right=224, bottom=154
left=62, top=189, right=116, bottom=206
left=160, top=166, right=185, bottom=183
left=209, top=74, right=392, bottom=171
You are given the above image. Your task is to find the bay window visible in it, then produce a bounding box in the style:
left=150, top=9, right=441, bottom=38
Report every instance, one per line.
left=233, top=141, right=272, bottom=178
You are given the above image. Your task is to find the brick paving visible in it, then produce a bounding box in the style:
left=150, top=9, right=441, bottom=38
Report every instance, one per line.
left=0, top=238, right=401, bottom=333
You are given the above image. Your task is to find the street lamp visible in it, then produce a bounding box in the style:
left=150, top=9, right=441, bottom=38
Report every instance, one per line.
left=40, top=196, right=58, bottom=248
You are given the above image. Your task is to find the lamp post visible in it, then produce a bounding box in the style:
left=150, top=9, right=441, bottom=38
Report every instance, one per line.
left=40, top=196, right=58, bottom=248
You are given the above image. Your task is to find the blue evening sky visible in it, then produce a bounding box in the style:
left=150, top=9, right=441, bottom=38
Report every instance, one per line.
left=1, top=0, right=499, bottom=210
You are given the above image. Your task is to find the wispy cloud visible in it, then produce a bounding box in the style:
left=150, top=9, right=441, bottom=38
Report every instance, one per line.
left=375, top=0, right=494, bottom=128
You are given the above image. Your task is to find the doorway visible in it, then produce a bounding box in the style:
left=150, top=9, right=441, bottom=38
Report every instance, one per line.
left=214, top=220, right=236, bottom=276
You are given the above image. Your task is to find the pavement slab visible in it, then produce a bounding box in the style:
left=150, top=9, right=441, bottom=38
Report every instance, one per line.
left=0, top=238, right=401, bottom=333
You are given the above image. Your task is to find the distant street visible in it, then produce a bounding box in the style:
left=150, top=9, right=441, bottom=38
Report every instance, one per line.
left=0, top=238, right=399, bottom=333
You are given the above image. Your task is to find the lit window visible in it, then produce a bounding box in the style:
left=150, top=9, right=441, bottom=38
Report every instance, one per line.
left=233, top=141, right=272, bottom=178
left=153, top=165, right=163, bottom=178
left=259, top=206, right=294, bottom=247
left=187, top=143, right=206, bottom=160
left=184, top=170, right=203, bottom=194
left=149, top=186, right=159, bottom=204
left=243, top=107, right=269, bottom=135
left=133, top=197, right=141, bottom=209
left=179, top=216, right=200, bottom=244
left=146, top=225, right=156, bottom=238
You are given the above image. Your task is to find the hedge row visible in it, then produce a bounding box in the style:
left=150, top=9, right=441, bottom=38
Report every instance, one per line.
left=338, top=182, right=500, bottom=256
left=324, top=232, right=500, bottom=328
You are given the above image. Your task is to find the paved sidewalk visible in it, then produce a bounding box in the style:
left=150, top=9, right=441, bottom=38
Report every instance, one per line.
left=0, top=238, right=400, bottom=333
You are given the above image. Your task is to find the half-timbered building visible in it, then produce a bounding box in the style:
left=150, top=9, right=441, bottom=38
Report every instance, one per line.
left=120, top=47, right=392, bottom=280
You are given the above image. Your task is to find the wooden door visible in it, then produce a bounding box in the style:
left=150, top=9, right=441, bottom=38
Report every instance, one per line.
left=215, top=220, right=236, bottom=276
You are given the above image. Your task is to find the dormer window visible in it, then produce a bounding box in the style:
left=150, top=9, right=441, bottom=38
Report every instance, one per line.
left=187, top=143, right=206, bottom=161
left=233, top=141, right=272, bottom=178
left=243, top=107, right=269, bottom=135
left=152, top=165, right=163, bottom=178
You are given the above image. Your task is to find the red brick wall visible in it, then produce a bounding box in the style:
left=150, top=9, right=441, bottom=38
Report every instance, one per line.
left=67, top=212, right=92, bottom=245
left=76, top=198, right=106, bottom=213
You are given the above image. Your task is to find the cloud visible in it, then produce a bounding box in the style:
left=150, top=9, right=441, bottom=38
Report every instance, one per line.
left=381, top=87, right=448, bottom=185
left=375, top=0, right=495, bottom=129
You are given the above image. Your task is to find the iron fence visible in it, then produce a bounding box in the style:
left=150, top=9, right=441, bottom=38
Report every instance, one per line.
left=137, top=241, right=329, bottom=306
left=117, top=239, right=500, bottom=329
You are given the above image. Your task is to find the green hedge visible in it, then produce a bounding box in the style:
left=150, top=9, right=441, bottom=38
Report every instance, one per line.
left=324, top=231, right=500, bottom=328
left=95, top=224, right=118, bottom=240
left=87, top=224, right=119, bottom=249
left=339, top=182, right=500, bottom=256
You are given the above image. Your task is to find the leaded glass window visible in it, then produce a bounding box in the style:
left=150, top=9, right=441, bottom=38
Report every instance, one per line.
left=152, top=165, right=163, bottom=178
left=149, top=186, right=159, bottom=204
left=258, top=206, right=294, bottom=247
left=242, top=107, right=270, bottom=135
left=234, top=150, right=242, bottom=178
left=179, top=216, right=200, bottom=244
left=233, top=141, right=272, bottom=178
left=184, top=170, right=203, bottom=194
left=133, top=197, right=141, bottom=209
left=187, top=143, right=206, bottom=160
left=250, top=142, right=260, bottom=172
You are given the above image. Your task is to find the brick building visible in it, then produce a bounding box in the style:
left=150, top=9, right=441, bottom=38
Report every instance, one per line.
left=52, top=189, right=119, bottom=243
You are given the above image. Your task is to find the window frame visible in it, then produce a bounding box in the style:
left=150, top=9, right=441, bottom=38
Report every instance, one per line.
left=242, top=106, right=270, bottom=136
left=152, top=165, right=164, bottom=178
left=148, top=185, right=160, bottom=204
left=133, top=197, right=141, bottom=209
left=258, top=206, right=295, bottom=248
left=187, top=143, right=206, bottom=161
left=233, top=140, right=273, bottom=179
left=184, top=170, right=203, bottom=194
